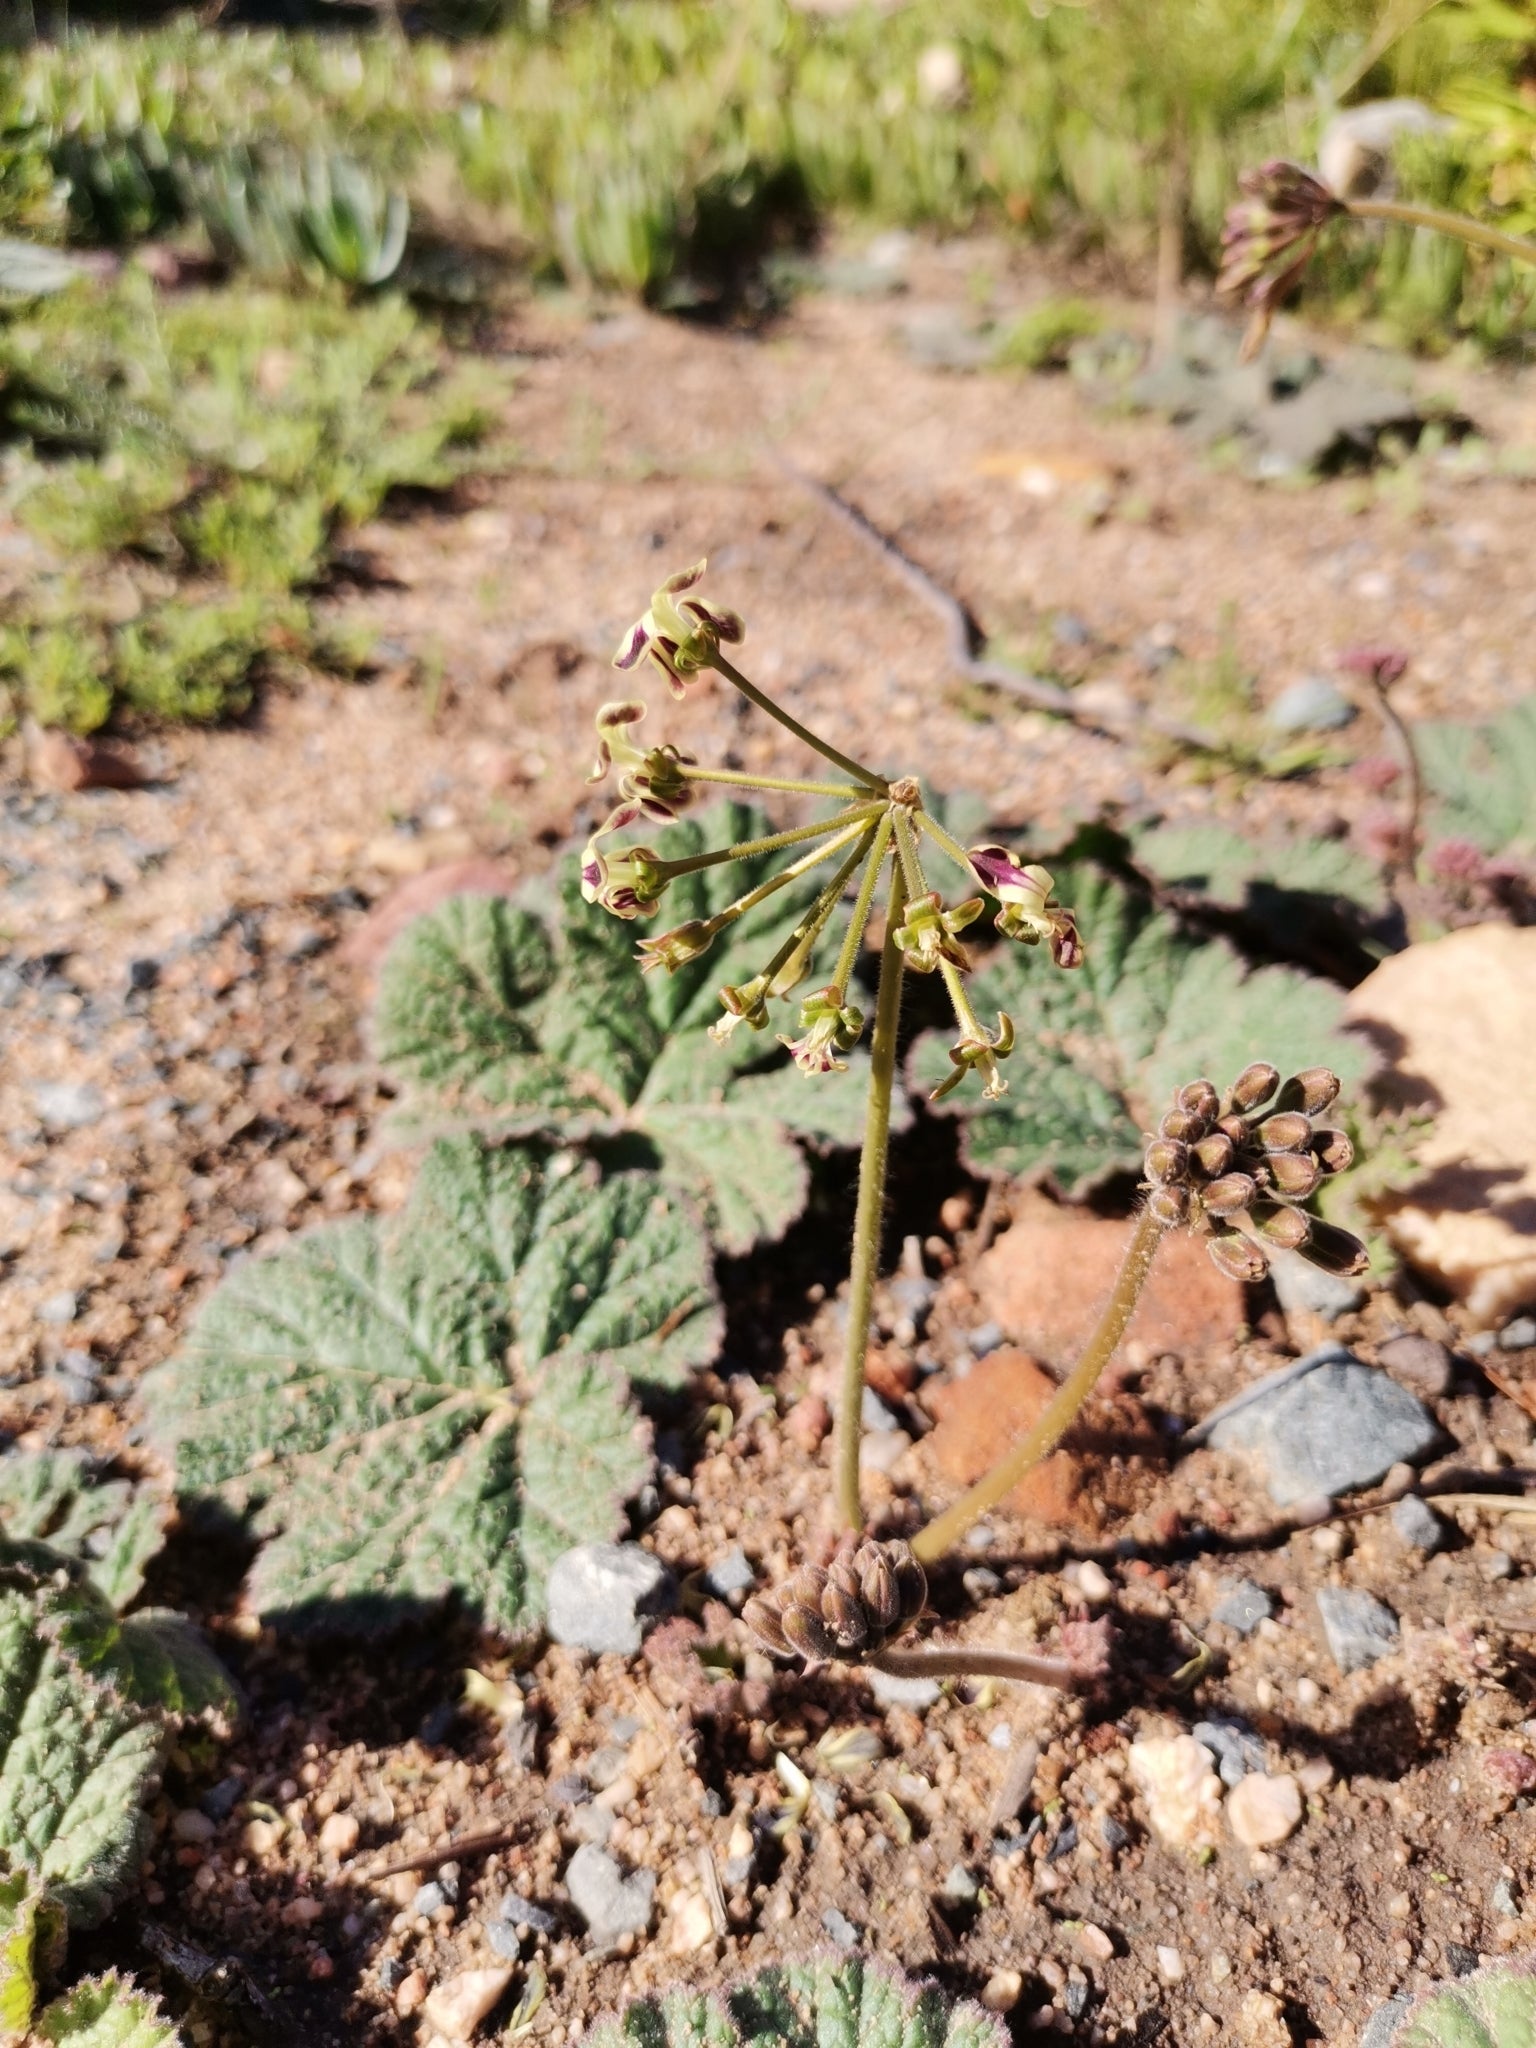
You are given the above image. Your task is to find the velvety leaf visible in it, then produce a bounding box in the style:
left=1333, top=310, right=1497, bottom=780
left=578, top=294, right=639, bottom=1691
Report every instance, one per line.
left=910, top=864, right=1370, bottom=1195
left=1418, top=696, right=1536, bottom=860
left=373, top=803, right=881, bottom=1249
left=0, top=1453, right=166, bottom=1613
left=0, top=1870, right=39, bottom=2040
left=0, top=1563, right=166, bottom=1929
left=36, top=1972, right=183, bottom=2048
left=588, top=1956, right=1008, bottom=2048
left=142, top=1139, right=678, bottom=1636
left=115, top=1613, right=238, bottom=1723
left=1134, top=820, right=1386, bottom=917
left=1390, top=1961, right=1536, bottom=2048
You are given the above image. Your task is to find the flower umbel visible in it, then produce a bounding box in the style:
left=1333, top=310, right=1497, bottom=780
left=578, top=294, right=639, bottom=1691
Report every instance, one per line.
left=613, top=560, right=745, bottom=698
left=1143, top=1063, right=1367, bottom=1282
left=1217, top=159, right=1345, bottom=358
left=744, top=1536, right=927, bottom=1663
left=967, top=847, right=1082, bottom=967
left=780, top=986, right=866, bottom=1074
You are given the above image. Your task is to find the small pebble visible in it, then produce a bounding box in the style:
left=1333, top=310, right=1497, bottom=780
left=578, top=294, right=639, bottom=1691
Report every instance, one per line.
left=1297, top=1756, right=1335, bottom=1795
left=1498, top=1316, right=1536, bottom=1350
left=981, top=1970, right=1023, bottom=2012
left=702, top=1548, right=756, bottom=1600
left=868, top=1669, right=941, bottom=1710
left=1237, top=1989, right=1291, bottom=2048
left=395, top=1969, right=428, bottom=2017
left=822, top=1907, right=860, bottom=1950
left=1268, top=675, right=1357, bottom=733
left=1226, top=1773, right=1304, bottom=1848
left=411, top=1882, right=447, bottom=1918
left=1487, top=1550, right=1514, bottom=1582
left=318, top=1813, right=359, bottom=1858
left=1129, top=1734, right=1223, bottom=1849
left=565, top=1843, right=655, bottom=1946
left=1386, top=1892, right=1412, bottom=1921
left=1075, top=1560, right=1113, bottom=1603
left=1391, top=1494, right=1445, bottom=1553
left=546, top=1543, right=675, bottom=1657
left=1193, top=1717, right=1266, bottom=1789
left=171, top=1809, right=216, bottom=1845
left=1377, top=1333, right=1453, bottom=1400
left=1482, top=1749, right=1536, bottom=1794
left=1156, top=1947, right=1184, bottom=1984
left=1316, top=1587, right=1399, bottom=1673
left=37, top=1291, right=78, bottom=1327
left=1078, top=1923, right=1113, bottom=1963
left=1211, top=1581, right=1274, bottom=1635
left=941, top=1863, right=979, bottom=1903
left=964, top=1567, right=1003, bottom=1602
left=422, top=1966, right=514, bottom=2042
left=1295, top=1678, right=1321, bottom=1709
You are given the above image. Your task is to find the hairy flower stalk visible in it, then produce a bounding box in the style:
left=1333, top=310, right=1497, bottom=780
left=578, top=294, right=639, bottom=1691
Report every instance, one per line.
left=591, top=558, right=1085, bottom=1533
left=913, top=1062, right=1367, bottom=1561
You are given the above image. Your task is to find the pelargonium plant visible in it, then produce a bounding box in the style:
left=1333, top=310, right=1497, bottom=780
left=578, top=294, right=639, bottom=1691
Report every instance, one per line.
left=584, top=561, right=1369, bottom=1680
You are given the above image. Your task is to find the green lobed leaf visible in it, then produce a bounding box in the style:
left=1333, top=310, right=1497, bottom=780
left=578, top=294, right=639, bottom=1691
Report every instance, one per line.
left=589, top=1956, right=1008, bottom=2048
left=0, top=1561, right=167, bottom=1930
left=35, top=1972, right=183, bottom=2048
left=114, top=1612, right=238, bottom=1724
left=373, top=803, right=887, bottom=1252
left=0, top=1869, right=40, bottom=2040
left=909, top=863, right=1371, bottom=1195
left=1417, top=696, right=1536, bottom=862
left=1133, top=820, right=1387, bottom=919
left=0, top=1451, right=167, bottom=1613
left=1380, top=1961, right=1536, bottom=2048
left=142, top=1138, right=704, bottom=1636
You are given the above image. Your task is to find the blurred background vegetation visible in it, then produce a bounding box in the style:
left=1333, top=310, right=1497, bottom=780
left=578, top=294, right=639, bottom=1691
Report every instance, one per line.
left=1, top=0, right=1534, bottom=731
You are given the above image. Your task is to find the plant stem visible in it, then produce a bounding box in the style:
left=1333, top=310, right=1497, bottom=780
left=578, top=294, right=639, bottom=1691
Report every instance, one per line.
left=830, top=812, right=893, bottom=998
left=1347, top=197, right=1536, bottom=269
left=870, top=1644, right=1079, bottom=1690
left=835, top=859, right=908, bottom=1533
left=911, top=1206, right=1168, bottom=1563
left=661, top=803, right=885, bottom=879
left=712, top=817, right=880, bottom=933
left=914, top=808, right=979, bottom=884
left=771, top=825, right=881, bottom=974
left=679, top=765, right=869, bottom=800
left=712, top=652, right=889, bottom=794
left=1361, top=670, right=1423, bottom=884
left=890, top=806, right=928, bottom=902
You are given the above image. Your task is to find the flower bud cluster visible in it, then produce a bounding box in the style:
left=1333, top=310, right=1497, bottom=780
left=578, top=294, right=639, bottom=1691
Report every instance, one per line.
left=1217, top=159, right=1345, bottom=354
left=1143, top=1063, right=1368, bottom=1282
left=743, top=1536, right=927, bottom=1663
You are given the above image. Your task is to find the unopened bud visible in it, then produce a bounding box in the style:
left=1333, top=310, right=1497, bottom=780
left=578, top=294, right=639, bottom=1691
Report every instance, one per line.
left=1147, top=1184, right=1191, bottom=1228
left=742, top=1593, right=789, bottom=1655
left=1229, top=1062, right=1281, bottom=1113
left=1217, top=1114, right=1251, bottom=1146
left=820, top=1583, right=869, bottom=1653
left=1160, top=1108, right=1205, bottom=1143
left=856, top=1549, right=900, bottom=1632
left=781, top=1604, right=836, bottom=1660
left=1306, top=1220, right=1371, bottom=1276
left=1312, top=1128, right=1355, bottom=1175
left=1257, top=1110, right=1313, bottom=1154
left=1207, top=1230, right=1268, bottom=1283
left=1144, top=1138, right=1190, bottom=1184
left=1193, top=1132, right=1236, bottom=1178
left=1264, top=1150, right=1322, bottom=1200
left=1177, top=1080, right=1221, bottom=1122
left=1276, top=1066, right=1341, bottom=1116
left=1202, top=1172, right=1258, bottom=1218
left=1252, top=1203, right=1311, bottom=1250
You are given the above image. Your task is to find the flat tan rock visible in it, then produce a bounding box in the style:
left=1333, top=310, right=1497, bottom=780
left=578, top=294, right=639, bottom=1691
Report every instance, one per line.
left=421, top=1966, right=514, bottom=2042
left=974, top=1193, right=1244, bottom=1367
left=1346, top=925, right=1536, bottom=1327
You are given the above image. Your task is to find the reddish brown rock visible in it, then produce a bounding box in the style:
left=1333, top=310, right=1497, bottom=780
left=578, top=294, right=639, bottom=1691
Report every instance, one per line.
left=30, top=727, right=146, bottom=791
left=973, top=1194, right=1244, bottom=1367
left=923, top=1346, right=1083, bottom=1527
left=341, top=858, right=520, bottom=983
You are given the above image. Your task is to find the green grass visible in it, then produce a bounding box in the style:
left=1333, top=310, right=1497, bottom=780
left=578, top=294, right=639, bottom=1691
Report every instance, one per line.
left=0, top=274, right=503, bottom=732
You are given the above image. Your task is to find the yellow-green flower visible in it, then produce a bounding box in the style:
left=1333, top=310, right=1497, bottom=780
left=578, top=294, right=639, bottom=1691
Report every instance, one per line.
left=613, top=561, right=744, bottom=698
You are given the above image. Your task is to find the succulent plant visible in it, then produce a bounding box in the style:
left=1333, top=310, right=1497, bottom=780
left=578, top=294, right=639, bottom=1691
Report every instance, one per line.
left=584, top=1955, right=1006, bottom=2048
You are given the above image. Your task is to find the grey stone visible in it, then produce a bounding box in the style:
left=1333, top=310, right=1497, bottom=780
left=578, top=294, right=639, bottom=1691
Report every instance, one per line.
left=1192, top=1717, right=1266, bottom=1789
left=565, top=1844, right=654, bottom=1946
left=1378, top=1333, right=1454, bottom=1400
left=411, top=1881, right=447, bottom=1917
left=703, top=1548, right=756, bottom=1600
left=1207, top=1352, right=1440, bottom=1505
left=126, top=958, right=159, bottom=993
left=1465, top=1330, right=1498, bottom=1357
left=941, top=1863, right=979, bottom=1902
left=546, top=1774, right=589, bottom=1807
left=172, top=1808, right=216, bottom=1845
left=1211, top=1580, right=1274, bottom=1635
left=583, top=1746, right=629, bottom=1791
left=200, top=1774, right=243, bottom=1821
left=1490, top=1877, right=1519, bottom=1917
left=486, top=1919, right=523, bottom=1961
left=967, top=1321, right=1004, bottom=1358
left=868, top=1668, right=941, bottom=1710
left=568, top=1805, right=615, bottom=1846
left=545, top=1543, right=674, bottom=1656
left=1487, top=1550, right=1514, bottom=1582
left=821, top=1907, right=861, bottom=1949
left=1391, top=1494, right=1444, bottom=1553
left=1268, top=1246, right=1365, bottom=1322
left=1500, top=1316, right=1536, bottom=1350
left=963, top=1567, right=1003, bottom=1602
left=30, top=1081, right=104, bottom=1131
left=1317, top=1587, right=1399, bottom=1673
left=859, top=1429, right=912, bottom=1474
left=37, top=1291, right=77, bottom=1327
left=1359, top=1993, right=1414, bottom=2048
left=497, top=1894, right=557, bottom=1936
left=1268, top=676, right=1358, bottom=734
